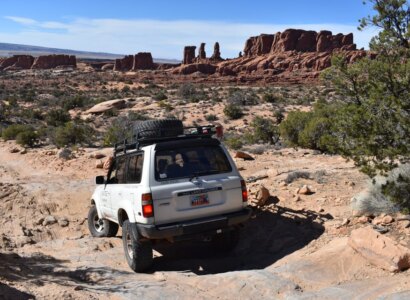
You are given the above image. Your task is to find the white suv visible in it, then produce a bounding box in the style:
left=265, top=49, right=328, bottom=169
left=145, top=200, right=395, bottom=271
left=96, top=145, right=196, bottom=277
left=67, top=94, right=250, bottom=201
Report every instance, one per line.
left=88, top=119, right=251, bottom=272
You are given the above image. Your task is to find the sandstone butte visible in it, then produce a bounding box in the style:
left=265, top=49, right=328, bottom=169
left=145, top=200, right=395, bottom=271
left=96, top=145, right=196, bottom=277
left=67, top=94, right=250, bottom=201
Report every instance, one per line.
left=0, top=54, right=76, bottom=70
left=171, top=28, right=374, bottom=83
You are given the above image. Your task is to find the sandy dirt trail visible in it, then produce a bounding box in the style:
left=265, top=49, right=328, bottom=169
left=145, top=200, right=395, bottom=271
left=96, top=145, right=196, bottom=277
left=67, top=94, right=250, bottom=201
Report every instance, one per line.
left=0, top=141, right=409, bottom=299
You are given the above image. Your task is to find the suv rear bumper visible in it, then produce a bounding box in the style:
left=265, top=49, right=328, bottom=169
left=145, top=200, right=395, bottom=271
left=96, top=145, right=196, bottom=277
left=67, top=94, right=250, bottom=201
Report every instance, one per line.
left=137, top=207, right=252, bottom=239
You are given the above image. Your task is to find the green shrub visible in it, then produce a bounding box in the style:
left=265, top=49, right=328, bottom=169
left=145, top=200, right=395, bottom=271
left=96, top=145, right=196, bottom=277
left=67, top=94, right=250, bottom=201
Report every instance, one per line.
left=46, top=109, right=71, bottom=126
left=53, top=122, right=94, bottom=147
left=228, top=90, right=259, bottom=106
left=273, top=109, right=285, bottom=124
left=223, top=103, right=243, bottom=120
left=158, top=101, right=174, bottom=112
left=2, top=124, right=32, bottom=140
left=249, top=116, right=279, bottom=144
left=205, top=114, right=218, bottom=121
left=153, top=91, right=168, bottom=101
left=103, top=117, right=134, bottom=147
left=224, top=135, right=243, bottom=150
left=16, top=130, right=38, bottom=147
left=262, top=93, right=282, bottom=104
left=279, top=111, right=312, bottom=146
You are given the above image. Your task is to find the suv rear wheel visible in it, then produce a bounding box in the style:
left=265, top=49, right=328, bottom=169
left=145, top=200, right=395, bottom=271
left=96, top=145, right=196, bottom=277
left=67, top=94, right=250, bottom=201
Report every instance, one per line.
left=122, top=220, right=153, bottom=272
left=87, top=205, right=119, bottom=237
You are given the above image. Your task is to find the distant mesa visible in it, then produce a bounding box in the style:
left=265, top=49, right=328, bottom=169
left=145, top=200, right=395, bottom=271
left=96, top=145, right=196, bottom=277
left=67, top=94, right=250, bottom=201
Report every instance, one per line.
left=243, top=29, right=355, bottom=56
left=0, top=54, right=76, bottom=71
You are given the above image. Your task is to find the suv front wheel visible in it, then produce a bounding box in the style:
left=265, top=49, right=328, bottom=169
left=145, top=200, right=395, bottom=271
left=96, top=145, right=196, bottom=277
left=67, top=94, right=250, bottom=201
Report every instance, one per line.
left=122, top=220, right=153, bottom=272
left=87, top=205, right=119, bottom=237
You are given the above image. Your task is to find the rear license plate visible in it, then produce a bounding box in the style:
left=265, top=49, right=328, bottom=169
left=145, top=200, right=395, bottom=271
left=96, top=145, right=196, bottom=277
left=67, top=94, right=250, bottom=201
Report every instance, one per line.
left=190, top=194, right=210, bottom=207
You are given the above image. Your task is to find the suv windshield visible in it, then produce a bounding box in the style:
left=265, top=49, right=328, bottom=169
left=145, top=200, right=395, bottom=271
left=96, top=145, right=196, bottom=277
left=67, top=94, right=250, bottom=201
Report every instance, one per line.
left=155, top=145, right=232, bottom=181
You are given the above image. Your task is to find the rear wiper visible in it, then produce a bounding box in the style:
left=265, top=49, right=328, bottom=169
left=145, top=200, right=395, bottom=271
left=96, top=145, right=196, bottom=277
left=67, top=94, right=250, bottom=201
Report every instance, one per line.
left=189, top=170, right=209, bottom=182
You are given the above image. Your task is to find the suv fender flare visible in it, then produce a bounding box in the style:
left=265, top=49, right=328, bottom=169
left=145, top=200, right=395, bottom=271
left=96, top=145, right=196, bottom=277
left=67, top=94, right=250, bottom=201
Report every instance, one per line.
left=90, top=198, right=104, bottom=219
left=118, top=204, right=137, bottom=224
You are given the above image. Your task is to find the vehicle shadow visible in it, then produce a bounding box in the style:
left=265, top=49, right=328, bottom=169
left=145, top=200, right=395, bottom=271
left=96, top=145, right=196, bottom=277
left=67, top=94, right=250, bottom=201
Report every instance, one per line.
left=0, top=252, right=131, bottom=295
left=0, top=283, right=34, bottom=300
left=151, top=204, right=332, bottom=275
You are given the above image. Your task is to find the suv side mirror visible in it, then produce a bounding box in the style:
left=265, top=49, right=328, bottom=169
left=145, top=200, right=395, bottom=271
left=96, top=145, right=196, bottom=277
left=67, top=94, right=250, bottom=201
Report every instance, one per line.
left=96, top=176, right=105, bottom=185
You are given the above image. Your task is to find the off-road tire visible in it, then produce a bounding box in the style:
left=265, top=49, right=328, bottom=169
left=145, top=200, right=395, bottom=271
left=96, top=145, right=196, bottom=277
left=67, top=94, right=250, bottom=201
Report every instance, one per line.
left=134, top=119, right=183, bottom=138
left=122, top=220, right=153, bottom=272
left=87, top=205, right=119, bottom=237
left=211, top=228, right=240, bottom=253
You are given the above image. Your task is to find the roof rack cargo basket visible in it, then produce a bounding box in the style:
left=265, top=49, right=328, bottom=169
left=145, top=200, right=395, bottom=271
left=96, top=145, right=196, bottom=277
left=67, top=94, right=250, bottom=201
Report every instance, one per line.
left=114, top=124, right=223, bottom=156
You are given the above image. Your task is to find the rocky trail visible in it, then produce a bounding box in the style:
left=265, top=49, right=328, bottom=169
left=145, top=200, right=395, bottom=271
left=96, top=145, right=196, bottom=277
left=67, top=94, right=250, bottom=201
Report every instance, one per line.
left=0, top=141, right=409, bottom=299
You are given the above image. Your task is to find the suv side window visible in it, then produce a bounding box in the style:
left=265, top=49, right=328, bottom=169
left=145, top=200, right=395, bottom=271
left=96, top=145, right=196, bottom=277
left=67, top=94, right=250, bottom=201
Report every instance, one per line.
left=116, top=157, right=127, bottom=184
left=127, top=154, right=143, bottom=183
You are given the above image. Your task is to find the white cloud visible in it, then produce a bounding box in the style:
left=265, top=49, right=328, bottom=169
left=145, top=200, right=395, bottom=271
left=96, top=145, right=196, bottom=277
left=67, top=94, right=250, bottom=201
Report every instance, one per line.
left=5, top=16, right=38, bottom=26
left=1, top=16, right=376, bottom=59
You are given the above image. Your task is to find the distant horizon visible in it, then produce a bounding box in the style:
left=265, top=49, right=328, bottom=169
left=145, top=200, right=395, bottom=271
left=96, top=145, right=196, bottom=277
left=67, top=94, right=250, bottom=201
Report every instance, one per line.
left=0, top=0, right=377, bottom=60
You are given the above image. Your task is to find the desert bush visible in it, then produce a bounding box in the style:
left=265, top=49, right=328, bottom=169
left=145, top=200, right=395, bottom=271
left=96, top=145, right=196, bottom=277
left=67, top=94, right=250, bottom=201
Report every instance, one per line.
left=153, top=91, right=168, bottom=101
left=2, top=124, right=32, bottom=140
left=103, top=116, right=135, bottom=146
left=279, top=111, right=312, bottom=146
left=53, top=122, right=95, bottom=147
left=381, top=164, right=410, bottom=214
left=228, top=90, right=259, bottom=106
left=158, top=101, right=174, bottom=112
left=62, top=95, right=87, bottom=111
left=16, top=129, right=38, bottom=147
left=205, top=114, right=218, bottom=121
left=223, top=103, right=243, bottom=120
left=248, top=116, right=279, bottom=144
left=273, top=109, right=285, bottom=124
left=224, top=135, right=243, bottom=150
left=46, top=109, right=71, bottom=126
left=284, top=171, right=312, bottom=184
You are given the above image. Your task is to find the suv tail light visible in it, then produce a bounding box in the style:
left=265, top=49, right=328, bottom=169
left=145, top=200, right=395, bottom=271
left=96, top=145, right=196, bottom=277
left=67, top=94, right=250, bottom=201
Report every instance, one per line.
left=241, top=180, right=248, bottom=202
left=141, top=193, right=154, bottom=218
left=215, top=125, right=223, bottom=139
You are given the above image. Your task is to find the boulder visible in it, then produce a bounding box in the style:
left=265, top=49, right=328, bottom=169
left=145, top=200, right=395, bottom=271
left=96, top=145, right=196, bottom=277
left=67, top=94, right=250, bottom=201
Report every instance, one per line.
left=253, top=185, right=270, bottom=206
left=42, top=215, right=57, bottom=226
left=85, top=99, right=127, bottom=114
left=235, top=151, right=255, bottom=161
left=183, top=46, right=196, bottom=64
left=95, top=160, right=104, bottom=169
left=57, top=148, right=72, bottom=160
left=58, top=217, right=69, bottom=227
left=348, top=226, right=410, bottom=272
left=297, top=185, right=314, bottom=195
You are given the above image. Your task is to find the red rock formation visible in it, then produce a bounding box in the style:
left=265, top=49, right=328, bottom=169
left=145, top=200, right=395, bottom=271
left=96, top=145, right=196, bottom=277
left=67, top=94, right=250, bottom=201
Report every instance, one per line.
left=210, top=42, right=222, bottom=61
left=198, top=43, right=206, bottom=60
left=172, top=63, right=217, bottom=75
left=31, top=55, right=76, bottom=69
left=132, top=52, right=154, bottom=70
left=244, top=29, right=357, bottom=57
left=0, top=55, right=34, bottom=70
left=114, top=55, right=133, bottom=71
left=183, top=46, right=196, bottom=64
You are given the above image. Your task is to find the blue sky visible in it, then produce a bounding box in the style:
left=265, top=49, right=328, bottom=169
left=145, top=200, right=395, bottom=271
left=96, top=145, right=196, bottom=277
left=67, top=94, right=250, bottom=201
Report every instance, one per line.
left=0, top=0, right=377, bottom=59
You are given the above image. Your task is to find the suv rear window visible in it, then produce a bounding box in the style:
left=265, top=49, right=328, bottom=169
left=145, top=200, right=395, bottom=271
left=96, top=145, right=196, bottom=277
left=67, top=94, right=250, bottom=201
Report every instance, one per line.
left=155, top=145, right=232, bottom=181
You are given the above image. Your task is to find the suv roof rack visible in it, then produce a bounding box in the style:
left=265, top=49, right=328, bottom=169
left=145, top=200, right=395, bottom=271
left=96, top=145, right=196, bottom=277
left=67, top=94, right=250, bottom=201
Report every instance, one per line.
left=113, top=124, right=222, bottom=156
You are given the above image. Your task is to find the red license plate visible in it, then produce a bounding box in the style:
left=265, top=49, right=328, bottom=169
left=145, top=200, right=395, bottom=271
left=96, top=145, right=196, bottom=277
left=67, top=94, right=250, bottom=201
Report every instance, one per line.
left=190, top=194, right=209, bottom=206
